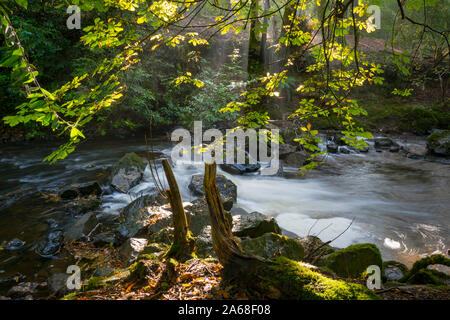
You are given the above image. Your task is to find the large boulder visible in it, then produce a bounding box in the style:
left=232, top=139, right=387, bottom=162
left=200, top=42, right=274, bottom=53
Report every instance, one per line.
left=325, top=243, right=382, bottom=279
left=283, top=151, right=308, bottom=168
left=427, top=130, right=450, bottom=156
left=232, top=212, right=281, bottom=238
left=188, top=174, right=237, bottom=201
left=116, top=193, right=168, bottom=238
left=110, top=153, right=147, bottom=193
left=64, top=213, right=99, bottom=242
left=239, top=232, right=304, bottom=261
left=188, top=174, right=237, bottom=210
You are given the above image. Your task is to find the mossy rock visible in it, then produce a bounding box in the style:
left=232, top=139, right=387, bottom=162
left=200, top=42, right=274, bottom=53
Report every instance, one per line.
left=240, top=232, right=304, bottom=261
left=112, top=152, right=147, bottom=175
left=261, top=257, right=380, bottom=300
left=325, top=243, right=382, bottom=279
left=401, top=254, right=450, bottom=283
left=427, top=130, right=450, bottom=156
left=406, top=269, right=448, bottom=286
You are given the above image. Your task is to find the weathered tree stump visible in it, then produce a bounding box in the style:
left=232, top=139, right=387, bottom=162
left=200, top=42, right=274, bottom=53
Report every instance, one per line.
left=161, top=158, right=196, bottom=260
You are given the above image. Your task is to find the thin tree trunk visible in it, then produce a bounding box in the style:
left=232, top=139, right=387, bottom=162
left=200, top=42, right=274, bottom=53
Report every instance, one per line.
left=162, top=158, right=195, bottom=259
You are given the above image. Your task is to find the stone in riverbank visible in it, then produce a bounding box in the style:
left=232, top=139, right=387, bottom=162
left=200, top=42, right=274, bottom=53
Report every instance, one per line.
left=116, top=193, right=168, bottom=238
left=239, top=232, right=304, bottom=261
left=325, top=243, right=382, bottom=279
left=188, top=174, right=237, bottom=210
left=111, top=153, right=147, bottom=193
left=64, top=213, right=99, bottom=242
left=232, top=212, right=281, bottom=238
left=282, top=151, right=308, bottom=167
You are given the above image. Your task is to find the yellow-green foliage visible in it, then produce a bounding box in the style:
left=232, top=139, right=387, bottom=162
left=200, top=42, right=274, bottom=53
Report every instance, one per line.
left=263, top=257, right=380, bottom=300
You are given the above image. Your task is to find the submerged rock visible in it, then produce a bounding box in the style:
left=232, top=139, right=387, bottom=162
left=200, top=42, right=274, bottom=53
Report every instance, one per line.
left=36, top=231, right=63, bottom=257
left=110, top=152, right=147, bottom=193
left=232, top=212, right=281, bottom=238
left=239, top=232, right=305, bottom=261
left=4, top=238, right=26, bottom=250
left=60, top=182, right=103, bottom=200
left=325, top=243, right=382, bottom=279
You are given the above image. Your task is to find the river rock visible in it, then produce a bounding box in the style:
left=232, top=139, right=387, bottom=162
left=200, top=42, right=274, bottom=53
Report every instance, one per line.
left=427, top=130, right=450, bottom=156
left=110, top=152, right=147, bottom=193
left=189, top=174, right=237, bottom=201
left=297, top=235, right=337, bottom=262
left=384, top=265, right=405, bottom=282
left=93, top=231, right=120, bottom=247
left=282, top=151, right=308, bottom=167
left=60, top=182, right=102, bottom=200
left=279, top=144, right=297, bottom=158
left=239, top=232, right=304, bottom=261
left=116, top=193, right=168, bottom=238
left=47, top=273, right=70, bottom=295
left=374, top=137, right=400, bottom=152
left=338, top=146, right=352, bottom=154
left=119, top=238, right=148, bottom=263
left=232, top=212, right=281, bottom=238
left=36, top=231, right=63, bottom=257
left=4, top=238, right=26, bottom=250
left=6, top=282, right=40, bottom=299
left=186, top=198, right=233, bottom=236
left=64, top=197, right=101, bottom=216
left=64, top=212, right=99, bottom=242
left=188, top=174, right=236, bottom=210
left=325, top=243, right=382, bottom=279
left=327, top=142, right=339, bottom=154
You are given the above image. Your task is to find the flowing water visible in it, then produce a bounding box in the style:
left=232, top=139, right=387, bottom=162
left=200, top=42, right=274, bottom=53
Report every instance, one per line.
left=0, top=135, right=449, bottom=290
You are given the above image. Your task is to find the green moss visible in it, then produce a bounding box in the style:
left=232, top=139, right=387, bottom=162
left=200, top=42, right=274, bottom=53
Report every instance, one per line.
left=61, top=292, right=79, bottom=300
left=240, top=232, right=304, bottom=261
left=427, top=130, right=450, bottom=155
left=325, top=243, right=382, bottom=279
left=112, top=152, right=146, bottom=175
left=164, top=230, right=197, bottom=261
left=83, top=276, right=106, bottom=291
left=262, top=257, right=380, bottom=300
left=401, top=254, right=450, bottom=283
left=406, top=269, right=446, bottom=286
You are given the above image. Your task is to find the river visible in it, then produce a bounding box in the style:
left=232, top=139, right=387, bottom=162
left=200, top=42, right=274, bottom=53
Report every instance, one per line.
left=0, top=135, right=449, bottom=291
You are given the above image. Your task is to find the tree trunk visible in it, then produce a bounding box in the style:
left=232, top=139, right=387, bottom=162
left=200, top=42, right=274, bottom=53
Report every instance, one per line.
left=260, top=0, right=270, bottom=66
left=203, top=162, right=264, bottom=280
left=161, top=158, right=195, bottom=260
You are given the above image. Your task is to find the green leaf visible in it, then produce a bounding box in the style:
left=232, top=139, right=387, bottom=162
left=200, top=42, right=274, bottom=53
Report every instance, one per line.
left=14, top=0, right=27, bottom=9
left=70, top=127, right=85, bottom=139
